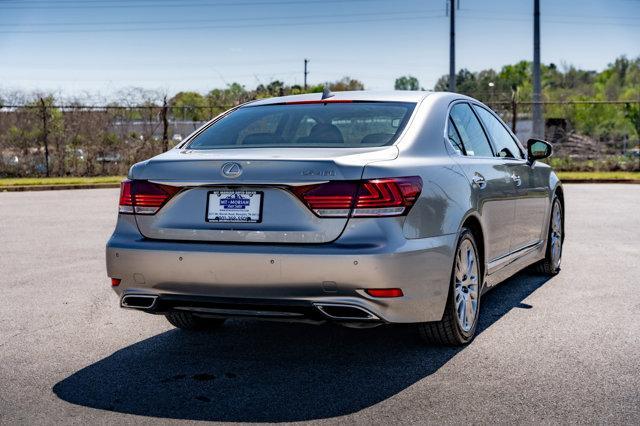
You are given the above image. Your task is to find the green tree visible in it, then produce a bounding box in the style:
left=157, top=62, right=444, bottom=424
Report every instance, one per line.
left=169, top=92, right=207, bottom=121
left=394, top=75, right=420, bottom=90
left=432, top=55, right=640, bottom=142
left=327, top=77, right=365, bottom=91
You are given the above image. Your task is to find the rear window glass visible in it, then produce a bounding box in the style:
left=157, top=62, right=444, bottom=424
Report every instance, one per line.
left=187, top=102, right=416, bottom=149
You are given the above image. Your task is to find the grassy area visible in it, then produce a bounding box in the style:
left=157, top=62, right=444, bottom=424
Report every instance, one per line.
left=1, top=172, right=639, bottom=187
left=0, top=176, right=124, bottom=187
left=557, top=171, right=640, bottom=181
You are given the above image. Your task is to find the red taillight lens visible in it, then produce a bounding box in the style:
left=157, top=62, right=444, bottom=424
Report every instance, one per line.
left=365, top=288, right=404, bottom=298
left=293, top=176, right=422, bottom=217
left=119, top=180, right=134, bottom=213
left=353, top=177, right=422, bottom=217
left=111, top=278, right=121, bottom=287
left=292, top=181, right=359, bottom=217
left=119, top=179, right=180, bottom=215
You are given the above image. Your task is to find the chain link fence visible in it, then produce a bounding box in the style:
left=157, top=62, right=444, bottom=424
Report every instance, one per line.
left=483, top=100, right=640, bottom=171
left=1, top=99, right=639, bottom=177
left=0, top=102, right=230, bottom=177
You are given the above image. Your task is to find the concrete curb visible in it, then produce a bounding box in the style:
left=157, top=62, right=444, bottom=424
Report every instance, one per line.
left=560, top=179, right=640, bottom=184
left=1, top=179, right=639, bottom=192
left=0, top=183, right=121, bottom=192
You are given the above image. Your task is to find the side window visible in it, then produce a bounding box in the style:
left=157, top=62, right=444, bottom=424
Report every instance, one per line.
left=449, top=103, right=493, bottom=157
left=447, top=118, right=465, bottom=154
left=473, top=106, right=523, bottom=159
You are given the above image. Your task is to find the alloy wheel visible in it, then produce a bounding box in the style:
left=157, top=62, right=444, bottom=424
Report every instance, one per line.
left=550, top=201, right=563, bottom=269
left=454, top=238, right=479, bottom=332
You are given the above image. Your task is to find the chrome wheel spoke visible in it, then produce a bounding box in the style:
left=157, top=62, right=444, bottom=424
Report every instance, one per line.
left=455, top=289, right=463, bottom=307
left=467, top=284, right=478, bottom=298
left=465, top=296, right=475, bottom=326
left=457, top=248, right=467, bottom=275
left=455, top=266, right=464, bottom=282
left=466, top=247, right=474, bottom=275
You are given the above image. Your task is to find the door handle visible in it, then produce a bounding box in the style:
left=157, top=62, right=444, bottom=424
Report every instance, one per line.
left=511, top=173, right=522, bottom=186
left=472, top=173, right=487, bottom=189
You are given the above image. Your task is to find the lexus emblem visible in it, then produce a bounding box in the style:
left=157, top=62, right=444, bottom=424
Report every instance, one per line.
left=221, top=162, right=242, bottom=178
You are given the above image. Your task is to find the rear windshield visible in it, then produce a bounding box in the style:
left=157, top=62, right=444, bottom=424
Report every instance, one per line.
left=187, top=101, right=416, bottom=149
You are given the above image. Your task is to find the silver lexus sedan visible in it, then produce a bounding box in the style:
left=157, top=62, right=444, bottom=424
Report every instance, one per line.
left=106, top=90, right=563, bottom=345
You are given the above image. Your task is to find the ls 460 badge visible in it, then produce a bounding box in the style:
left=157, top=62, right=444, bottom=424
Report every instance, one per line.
left=301, top=169, right=336, bottom=177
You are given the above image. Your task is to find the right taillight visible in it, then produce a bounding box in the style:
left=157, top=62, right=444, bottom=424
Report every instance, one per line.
left=293, top=176, right=422, bottom=218
left=119, top=179, right=180, bottom=215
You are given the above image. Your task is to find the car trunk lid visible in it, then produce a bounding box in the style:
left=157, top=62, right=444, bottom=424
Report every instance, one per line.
left=131, top=146, right=397, bottom=243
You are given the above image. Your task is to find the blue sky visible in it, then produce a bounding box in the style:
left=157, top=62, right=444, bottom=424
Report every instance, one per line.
left=0, top=0, right=638, bottom=99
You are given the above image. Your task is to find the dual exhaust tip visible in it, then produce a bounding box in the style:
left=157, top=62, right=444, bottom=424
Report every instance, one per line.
left=313, top=303, right=379, bottom=321
left=121, top=294, right=157, bottom=310
left=120, top=294, right=378, bottom=322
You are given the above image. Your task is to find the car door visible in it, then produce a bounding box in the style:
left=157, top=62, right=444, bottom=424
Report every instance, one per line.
left=472, top=104, right=549, bottom=252
left=448, top=102, right=517, bottom=263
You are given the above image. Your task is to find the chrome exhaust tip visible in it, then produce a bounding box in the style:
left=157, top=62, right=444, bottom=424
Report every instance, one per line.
left=121, top=294, right=158, bottom=310
left=314, top=303, right=379, bottom=321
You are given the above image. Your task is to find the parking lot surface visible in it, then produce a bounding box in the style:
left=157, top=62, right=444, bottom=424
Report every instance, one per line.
left=1, top=184, right=639, bottom=424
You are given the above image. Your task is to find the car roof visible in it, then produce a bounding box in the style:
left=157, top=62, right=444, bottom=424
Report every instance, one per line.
left=247, top=90, right=434, bottom=106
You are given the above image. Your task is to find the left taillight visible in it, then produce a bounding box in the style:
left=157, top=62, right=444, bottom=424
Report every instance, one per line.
left=119, top=179, right=180, bottom=215
left=292, top=176, right=422, bottom=218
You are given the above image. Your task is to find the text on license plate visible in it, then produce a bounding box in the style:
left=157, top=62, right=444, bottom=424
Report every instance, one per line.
left=207, top=190, right=262, bottom=223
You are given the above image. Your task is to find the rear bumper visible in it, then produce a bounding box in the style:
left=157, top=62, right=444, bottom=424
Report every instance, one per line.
left=106, top=232, right=457, bottom=323
left=119, top=293, right=380, bottom=324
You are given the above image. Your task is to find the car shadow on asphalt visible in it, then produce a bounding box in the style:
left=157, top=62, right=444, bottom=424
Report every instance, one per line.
left=53, top=271, right=552, bottom=422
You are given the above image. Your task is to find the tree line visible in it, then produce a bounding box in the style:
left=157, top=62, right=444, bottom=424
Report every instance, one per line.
left=0, top=57, right=638, bottom=178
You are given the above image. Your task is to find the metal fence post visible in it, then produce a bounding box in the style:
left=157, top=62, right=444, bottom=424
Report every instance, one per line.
left=162, top=96, right=169, bottom=152
left=511, top=93, right=517, bottom=134
left=39, top=98, right=50, bottom=177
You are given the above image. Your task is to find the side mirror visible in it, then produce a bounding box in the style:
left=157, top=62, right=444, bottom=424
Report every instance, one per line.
left=527, top=138, right=552, bottom=163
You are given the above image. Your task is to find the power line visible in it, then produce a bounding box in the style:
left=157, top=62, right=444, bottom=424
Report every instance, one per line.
left=0, top=0, right=405, bottom=10
left=0, top=10, right=440, bottom=27
left=0, top=0, right=358, bottom=3
left=2, top=71, right=300, bottom=82
left=458, top=16, right=639, bottom=27
left=0, top=14, right=445, bottom=34
left=0, top=0, right=234, bottom=2
left=460, top=9, right=640, bottom=20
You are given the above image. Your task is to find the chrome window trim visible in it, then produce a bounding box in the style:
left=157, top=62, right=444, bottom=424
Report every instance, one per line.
left=470, top=103, right=526, bottom=160
left=444, top=99, right=499, bottom=160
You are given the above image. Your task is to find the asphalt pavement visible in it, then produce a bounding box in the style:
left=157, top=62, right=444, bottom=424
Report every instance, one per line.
left=0, top=184, right=638, bottom=424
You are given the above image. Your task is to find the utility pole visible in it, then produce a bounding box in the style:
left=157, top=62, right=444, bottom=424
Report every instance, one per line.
left=448, top=0, right=456, bottom=92
left=304, top=58, right=309, bottom=91
left=532, top=0, right=543, bottom=138
left=39, top=97, right=50, bottom=177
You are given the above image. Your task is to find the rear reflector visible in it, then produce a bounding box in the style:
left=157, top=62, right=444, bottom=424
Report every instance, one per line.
left=365, top=288, right=404, bottom=298
left=119, top=180, right=180, bottom=215
left=293, top=176, right=422, bottom=217
left=111, top=278, right=121, bottom=287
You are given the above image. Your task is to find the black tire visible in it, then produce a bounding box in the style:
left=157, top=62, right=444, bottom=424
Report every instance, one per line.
left=418, top=228, right=481, bottom=346
left=534, top=196, right=563, bottom=276
left=165, top=311, right=226, bottom=331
